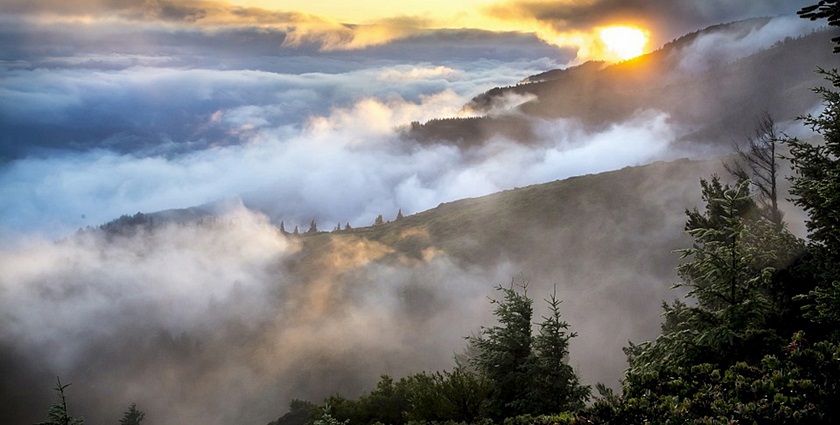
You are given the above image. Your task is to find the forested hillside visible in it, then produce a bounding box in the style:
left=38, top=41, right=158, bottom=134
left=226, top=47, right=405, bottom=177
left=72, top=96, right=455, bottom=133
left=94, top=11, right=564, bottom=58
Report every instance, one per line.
left=264, top=4, right=840, bottom=424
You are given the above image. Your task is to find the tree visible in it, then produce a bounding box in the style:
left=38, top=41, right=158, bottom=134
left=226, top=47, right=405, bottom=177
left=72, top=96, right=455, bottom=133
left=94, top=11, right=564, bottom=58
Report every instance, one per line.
left=293, top=225, right=299, bottom=235
left=799, top=0, right=840, bottom=52
left=786, top=69, right=840, bottom=328
left=344, top=222, right=352, bottom=230
left=469, top=279, right=536, bottom=418
left=373, top=214, right=384, bottom=226
left=725, top=111, right=784, bottom=226
left=628, top=177, right=798, bottom=375
left=280, top=221, right=287, bottom=234
left=118, top=404, right=145, bottom=425
left=395, top=209, right=404, bottom=220
left=37, top=377, right=84, bottom=425
left=531, top=286, right=590, bottom=412
left=307, top=220, right=318, bottom=234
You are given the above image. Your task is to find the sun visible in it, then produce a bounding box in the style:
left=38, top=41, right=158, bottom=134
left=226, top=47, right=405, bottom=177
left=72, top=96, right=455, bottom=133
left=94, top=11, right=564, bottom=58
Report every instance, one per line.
left=598, top=26, right=649, bottom=61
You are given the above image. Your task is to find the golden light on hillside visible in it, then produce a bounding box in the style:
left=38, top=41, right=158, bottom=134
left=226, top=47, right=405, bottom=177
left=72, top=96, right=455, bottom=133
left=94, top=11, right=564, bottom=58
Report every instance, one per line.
left=599, top=26, right=649, bottom=61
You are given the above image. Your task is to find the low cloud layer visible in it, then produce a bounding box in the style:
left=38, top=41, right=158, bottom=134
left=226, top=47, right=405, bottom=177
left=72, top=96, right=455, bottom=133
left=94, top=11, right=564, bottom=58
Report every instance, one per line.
left=0, top=206, right=514, bottom=424
left=0, top=96, right=680, bottom=241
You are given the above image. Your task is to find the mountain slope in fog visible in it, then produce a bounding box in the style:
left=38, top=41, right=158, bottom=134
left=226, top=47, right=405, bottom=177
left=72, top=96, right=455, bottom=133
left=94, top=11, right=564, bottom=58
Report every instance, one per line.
left=406, top=19, right=839, bottom=149
left=1, top=157, right=731, bottom=425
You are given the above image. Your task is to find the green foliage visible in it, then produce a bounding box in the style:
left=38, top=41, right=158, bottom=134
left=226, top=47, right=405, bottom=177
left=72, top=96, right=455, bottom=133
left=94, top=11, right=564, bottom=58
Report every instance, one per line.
left=324, top=370, right=489, bottom=425
left=402, top=369, right=489, bottom=423
left=530, top=287, right=589, bottom=413
left=118, top=403, right=145, bottom=425
left=469, top=280, right=537, bottom=418
left=313, top=404, right=349, bottom=425
left=799, top=1, right=840, bottom=52
left=627, top=177, right=798, bottom=375
left=469, top=280, right=588, bottom=419
left=37, top=377, right=84, bottom=425
left=588, top=336, right=840, bottom=424
left=269, top=399, right=317, bottom=425
left=787, top=69, right=840, bottom=329
left=501, top=412, right=581, bottom=425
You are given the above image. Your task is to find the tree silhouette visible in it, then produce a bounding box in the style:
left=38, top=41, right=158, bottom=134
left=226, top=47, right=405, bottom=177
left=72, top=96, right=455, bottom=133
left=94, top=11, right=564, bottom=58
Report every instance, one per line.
left=36, top=377, right=84, bottom=425
left=725, top=111, right=784, bottom=226
left=118, top=404, right=145, bottom=425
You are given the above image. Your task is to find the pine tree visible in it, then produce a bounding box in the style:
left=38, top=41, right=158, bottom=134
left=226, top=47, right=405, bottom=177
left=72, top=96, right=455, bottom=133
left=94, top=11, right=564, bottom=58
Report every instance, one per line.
left=373, top=214, right=384, bottom=226
left=37, top=377, right=84, bottom=425
left=799, top=0, right=840, bottom=52
left=118, top=403, right=145, bottom=425
left=469, top=279, right=536, bottom=418
left=307, top=220, right=318, bottom=234
left=293, top=225, right=299, bottom=235
left=787, top=69, right=840, bottom=327
left=345, top=222, right=352, bottom=230
left=396, top=209, right=404, bottom=220
left=531, top=286, right=590, bottom=412
left=628, top=177, right=798, bottom=374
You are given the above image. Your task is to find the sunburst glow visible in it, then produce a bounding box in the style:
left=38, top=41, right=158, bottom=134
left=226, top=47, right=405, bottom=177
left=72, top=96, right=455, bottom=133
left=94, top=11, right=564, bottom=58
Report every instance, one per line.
left=599, top=26, right=649, bottom=61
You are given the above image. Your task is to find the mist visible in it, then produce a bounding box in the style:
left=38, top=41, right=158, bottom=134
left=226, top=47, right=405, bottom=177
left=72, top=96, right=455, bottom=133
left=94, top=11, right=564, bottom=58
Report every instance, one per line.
left=0, top=5, right=830, bottom=425
left=0, top=205, right=520, bottom=424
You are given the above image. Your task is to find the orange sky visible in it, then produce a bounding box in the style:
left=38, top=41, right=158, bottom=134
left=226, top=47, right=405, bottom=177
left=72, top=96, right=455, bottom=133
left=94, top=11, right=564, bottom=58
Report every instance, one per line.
left=8, top=0, right=653, bottom=62
left=221, top=0, right=652, bottom=61
left=229, top=0, right=498, bottom=25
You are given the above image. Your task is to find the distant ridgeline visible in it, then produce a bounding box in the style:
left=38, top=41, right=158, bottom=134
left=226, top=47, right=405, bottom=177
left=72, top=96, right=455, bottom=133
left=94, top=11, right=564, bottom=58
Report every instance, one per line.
left=403, top=18, right=840, bottom=150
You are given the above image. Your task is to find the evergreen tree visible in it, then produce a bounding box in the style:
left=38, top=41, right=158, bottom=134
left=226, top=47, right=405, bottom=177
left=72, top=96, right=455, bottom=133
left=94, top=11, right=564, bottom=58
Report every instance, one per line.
left=787, top=69, right=840, bottom=328
left=37, top=377, right=84, bottom=425
left=531, top=286, right=590, bottom=412
left=469, top=280, right=536, bottom=418
left=280, top=221, right=287, bottom=234
left=628, top=177, right=798, bottom=375
left=268, top=399, right=316, bottom=425
left=118, top=403, right=145, bottom=425
left=373, top=214, right=384, bottom=226
left=293, top=225, right=299, bottom=235
left=396, top=209, right=404, bottom=220
left=307, top=220, right=318, bottom=234
left=345, top=222, right=352, bottom=230
left=800, top=0, right=840, bottom=52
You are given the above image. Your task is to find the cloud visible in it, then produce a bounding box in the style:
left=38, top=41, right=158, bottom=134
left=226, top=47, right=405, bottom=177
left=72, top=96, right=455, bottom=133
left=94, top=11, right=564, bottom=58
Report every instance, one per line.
left=0, top=205, right=516, bottom=424
left=672, top=15, right=823, bottom=72
left=2, top=0, right=439, bottom=51
left=482, top=0, right=816, bottom=61
left=0, top=82, right=684, bottom=243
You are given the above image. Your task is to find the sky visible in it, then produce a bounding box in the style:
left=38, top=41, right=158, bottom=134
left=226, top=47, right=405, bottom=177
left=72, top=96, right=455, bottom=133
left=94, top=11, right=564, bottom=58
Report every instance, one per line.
left=0, top=1, right=829, bottom=424
left=0, top=0, right=817, bottom=240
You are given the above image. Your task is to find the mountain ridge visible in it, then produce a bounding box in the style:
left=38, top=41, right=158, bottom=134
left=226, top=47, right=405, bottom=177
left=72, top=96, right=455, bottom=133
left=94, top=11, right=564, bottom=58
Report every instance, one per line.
left=405, top=18, right=837, bottom=149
